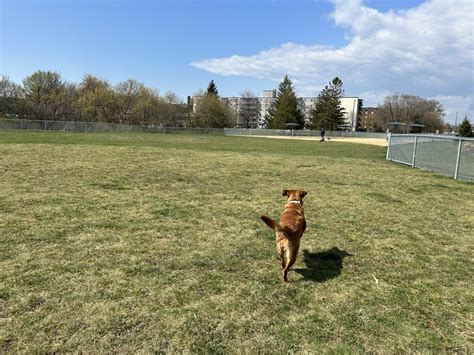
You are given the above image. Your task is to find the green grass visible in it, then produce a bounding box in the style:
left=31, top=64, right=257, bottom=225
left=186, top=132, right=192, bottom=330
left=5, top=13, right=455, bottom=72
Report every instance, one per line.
left=1, top=131, right=473, bottom=353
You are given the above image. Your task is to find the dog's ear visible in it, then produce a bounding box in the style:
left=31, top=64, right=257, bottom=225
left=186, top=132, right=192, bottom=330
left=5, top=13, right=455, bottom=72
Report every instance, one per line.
left=282, top=189, right=289, bottom=197
left=300, top=190, right=308, bottom=198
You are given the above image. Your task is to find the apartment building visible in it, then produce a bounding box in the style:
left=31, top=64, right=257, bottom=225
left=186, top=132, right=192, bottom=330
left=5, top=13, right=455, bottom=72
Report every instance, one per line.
left=359, top=107, right=378, bottom=131
left=190, top=92, right=362, bottom=130
left=338, top=97, right=360, bottom=130
left=221, top=96, right=261, bottom=128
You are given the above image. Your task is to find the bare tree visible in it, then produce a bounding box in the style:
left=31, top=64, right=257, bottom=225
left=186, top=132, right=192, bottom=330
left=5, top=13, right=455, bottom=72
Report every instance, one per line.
left=114, top=79, right=144, bottom=124
left=58, top=83, right=79, bottom=121
left=133, top=87, right=161, bottom=126
left=0, top=75, right=21, bottom=116
left=191, top=93, right=235, bottom=128
left=374, top=94, right=444, bottom=133
left=75, top=75, right=116, bottom=122
left=238, top=90, right=260, bottom=128
left=155, top=92, right=190, bottom=127
left=163, top=91, right=182, bottom=105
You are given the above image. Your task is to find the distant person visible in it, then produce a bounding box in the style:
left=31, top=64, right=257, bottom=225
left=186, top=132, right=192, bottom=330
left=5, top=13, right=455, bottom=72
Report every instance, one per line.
left=320, top=127, right=325, bottom=142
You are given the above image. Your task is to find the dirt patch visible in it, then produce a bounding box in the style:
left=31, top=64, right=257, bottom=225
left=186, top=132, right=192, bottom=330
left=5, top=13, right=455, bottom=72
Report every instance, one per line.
left=244, top=135, right=388, bottom=146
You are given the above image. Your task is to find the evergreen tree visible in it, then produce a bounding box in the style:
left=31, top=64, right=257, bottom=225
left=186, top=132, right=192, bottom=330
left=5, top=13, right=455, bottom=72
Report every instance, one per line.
left=459, top=116, right=472, bottom=137
left=264, top=75, right=304, bottom=129
left=310, top=77, right=346, bottom=130
left=206, top=80, right=219, bottom=96
left=356, top=98, right=363, bottom=131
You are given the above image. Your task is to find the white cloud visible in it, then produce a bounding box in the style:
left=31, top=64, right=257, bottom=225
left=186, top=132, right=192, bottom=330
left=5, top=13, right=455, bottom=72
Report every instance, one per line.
left=431, top=95, right=473, bottom=123
left=191, top=0, right=473, bottom=122
left=357, top=91, right=391, bottom=107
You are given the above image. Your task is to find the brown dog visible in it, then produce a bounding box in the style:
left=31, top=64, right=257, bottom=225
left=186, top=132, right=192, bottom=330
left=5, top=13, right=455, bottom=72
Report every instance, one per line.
left=261, top=189, right=307, bottom=282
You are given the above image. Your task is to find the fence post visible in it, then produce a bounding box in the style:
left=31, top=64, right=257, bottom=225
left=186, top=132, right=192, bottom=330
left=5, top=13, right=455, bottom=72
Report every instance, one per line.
left=411, top=135, right=418, bottom=168
left=44, top=120, right=47, bottom=131
left=454, top=138, right=462, bottom=180
left=386, top=133, right=392, bottom=160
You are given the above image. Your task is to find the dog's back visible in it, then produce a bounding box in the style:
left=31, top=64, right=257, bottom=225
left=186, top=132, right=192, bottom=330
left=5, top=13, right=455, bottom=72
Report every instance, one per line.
left=261, top=189, right=307, bottom=282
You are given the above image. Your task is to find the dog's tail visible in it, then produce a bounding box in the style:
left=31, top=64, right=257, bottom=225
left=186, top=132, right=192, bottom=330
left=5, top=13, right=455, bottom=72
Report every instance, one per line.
left=261, top=215, right=277, bottom=230
left=261, top=216, right=293, bottom=235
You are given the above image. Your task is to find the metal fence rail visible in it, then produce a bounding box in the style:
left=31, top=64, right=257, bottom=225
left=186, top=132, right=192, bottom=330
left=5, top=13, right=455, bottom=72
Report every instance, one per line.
left=387, top=134, right=474, bottom=181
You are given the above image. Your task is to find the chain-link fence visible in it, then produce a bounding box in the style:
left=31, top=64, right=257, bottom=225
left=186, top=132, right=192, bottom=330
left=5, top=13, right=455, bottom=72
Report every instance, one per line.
left=0, top=118, right=388, bottom=139
left=387, top=134, right=474, bottom=181
left=5, top=119, right=471, bottom=180
left=0, top=119, right=225, bottom=135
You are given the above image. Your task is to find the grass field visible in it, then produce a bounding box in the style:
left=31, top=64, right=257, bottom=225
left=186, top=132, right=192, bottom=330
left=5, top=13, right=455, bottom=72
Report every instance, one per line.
left=1, top=131, right=473, bottom=353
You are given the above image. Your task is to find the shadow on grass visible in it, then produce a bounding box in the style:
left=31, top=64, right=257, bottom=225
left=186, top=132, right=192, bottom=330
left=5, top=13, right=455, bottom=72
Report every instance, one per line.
left=294, top=247, right=353, bottom=282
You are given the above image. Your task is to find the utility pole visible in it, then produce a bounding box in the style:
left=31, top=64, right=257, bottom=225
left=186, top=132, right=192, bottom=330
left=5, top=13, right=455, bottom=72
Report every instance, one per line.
left=455, top=111, right=458, bottom=133
left=351, top=99, right=357, bottom=131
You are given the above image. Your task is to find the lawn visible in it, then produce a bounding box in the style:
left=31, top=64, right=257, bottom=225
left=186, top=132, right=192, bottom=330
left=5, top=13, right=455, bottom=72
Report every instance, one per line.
left=1, top=131, right=473, bottom=352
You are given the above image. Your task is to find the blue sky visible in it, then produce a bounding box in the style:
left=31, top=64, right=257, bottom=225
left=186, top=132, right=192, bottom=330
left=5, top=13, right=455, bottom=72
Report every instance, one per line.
left=1, top=0, right=473, bottom=123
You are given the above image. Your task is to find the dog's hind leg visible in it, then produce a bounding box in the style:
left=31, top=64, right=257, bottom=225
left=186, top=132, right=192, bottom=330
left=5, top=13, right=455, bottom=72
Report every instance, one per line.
left=282, top=243, right=300, bottom=282
left=277, top=245, right=285, bottom=269
left=276, top=235, right=287, bottom=269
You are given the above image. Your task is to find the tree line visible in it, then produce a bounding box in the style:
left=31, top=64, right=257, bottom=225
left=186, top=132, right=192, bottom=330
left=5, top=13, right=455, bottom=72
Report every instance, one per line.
left=0, top=71, right=189, bottom=126
left=0, top=72, right=241, bottom=128
left=1, top=70, right=462, bottom=133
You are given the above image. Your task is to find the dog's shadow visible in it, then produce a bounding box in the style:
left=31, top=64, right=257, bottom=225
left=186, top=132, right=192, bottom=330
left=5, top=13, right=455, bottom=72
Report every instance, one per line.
left=294, top=247, right=353, bottom=282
